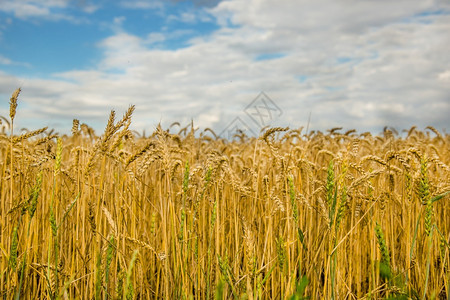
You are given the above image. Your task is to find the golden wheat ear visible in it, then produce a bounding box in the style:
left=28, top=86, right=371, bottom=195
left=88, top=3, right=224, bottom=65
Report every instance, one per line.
left=9, top=88, right=20, bottom=122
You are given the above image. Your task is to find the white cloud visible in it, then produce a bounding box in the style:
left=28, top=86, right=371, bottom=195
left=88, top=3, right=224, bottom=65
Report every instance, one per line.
left=0, top=55, right=13, bottom=65
left=439, top=70, right=450, bottom=81
left=1, top=1, right=53, bottom=19
left=1, top=0, right=449, bottom=135
left=166, top=8, right=214, bottom=24
left=0, top=54, right=31, bottom=67
left=80, top=3, right=99, bottom=13
left=0, top=0, right=90, bottom=23
left=119, top=0, right=164, bottom=10
left=167, top=11, right=197, bottom=23
left=147, top=32, right=166, bottom=44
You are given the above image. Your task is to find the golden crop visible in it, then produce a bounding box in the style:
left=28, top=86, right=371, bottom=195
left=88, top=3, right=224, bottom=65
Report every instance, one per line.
left=0, top=88, right=449, bottom=299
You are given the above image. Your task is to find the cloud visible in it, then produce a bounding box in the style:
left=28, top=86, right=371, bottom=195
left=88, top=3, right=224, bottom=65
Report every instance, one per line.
left=121, top=0, right=215, bottom=24
left=0, top=55, right=13, bottom=65
left=1, top=0, right=449, bottom=134
left=0, top=0, right=93, bottom=23
left=0, top=1, right=55, bottom=19
left=167, top=11, right=198, bottom=23
left=77, top=2, right=100, bottom=13
left=439, top=70, right=450, bottom=82
left=170, top=0, right=224, bottom=8
left=0, top=54, right=31, bottom=67
left=119, top=0, right=164, bottom=10
left=166, top=8, right=214, bottom=24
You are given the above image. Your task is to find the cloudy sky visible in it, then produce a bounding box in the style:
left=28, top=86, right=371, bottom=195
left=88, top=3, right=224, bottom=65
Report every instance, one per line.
left=0, top=0, right=449, bottom=137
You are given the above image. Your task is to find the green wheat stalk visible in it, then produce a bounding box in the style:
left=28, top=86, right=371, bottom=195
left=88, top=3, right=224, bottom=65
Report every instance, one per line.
left=375, top=222, right=392, bottom=281
left=125, top=250, right=138, bottom=300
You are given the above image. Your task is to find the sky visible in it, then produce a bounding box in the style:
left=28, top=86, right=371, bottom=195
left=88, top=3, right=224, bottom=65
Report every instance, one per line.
left=0, top=0, right=449, bottom=137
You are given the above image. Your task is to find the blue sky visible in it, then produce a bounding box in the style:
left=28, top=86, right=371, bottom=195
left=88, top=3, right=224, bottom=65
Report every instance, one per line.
left=0, top=0, right=449, bottom=136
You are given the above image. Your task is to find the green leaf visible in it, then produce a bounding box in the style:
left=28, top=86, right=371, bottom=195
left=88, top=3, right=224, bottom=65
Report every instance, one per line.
left=298, top=228, right=308, bottom=251
left=379, top=261, right=392, bottom=281
left=431, top=191, right=450, bottom=204
left=289, top=275, right=309, bottom=300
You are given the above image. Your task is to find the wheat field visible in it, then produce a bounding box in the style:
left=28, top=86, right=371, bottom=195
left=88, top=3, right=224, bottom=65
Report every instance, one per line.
left=0, top=88, right=449, bottom=299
